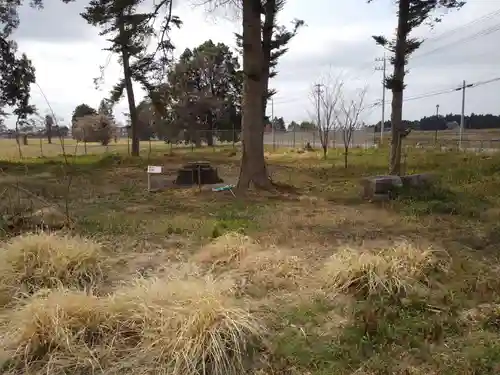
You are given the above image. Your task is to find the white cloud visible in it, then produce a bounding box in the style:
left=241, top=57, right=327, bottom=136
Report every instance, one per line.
left=7, top=0, right=500, bottom=129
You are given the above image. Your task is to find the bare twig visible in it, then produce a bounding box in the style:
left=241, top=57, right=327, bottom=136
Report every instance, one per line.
left=339, top=87, right=367, bottom=169
left=0, top=170, right=57, bottom=208
left=35, top=82, right=74, bottom=225
left=310, top=72, right=344, bottom=158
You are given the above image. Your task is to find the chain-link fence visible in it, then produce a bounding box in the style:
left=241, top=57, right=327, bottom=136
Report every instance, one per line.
left=263, top=129, right=376, bottom=149
left=4, top=128, right=500, bottom=159
left=404, top=129, right=500, bottom=152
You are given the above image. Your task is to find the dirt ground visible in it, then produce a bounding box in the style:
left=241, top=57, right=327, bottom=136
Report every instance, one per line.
left=0, top=145, right=500, bottom=374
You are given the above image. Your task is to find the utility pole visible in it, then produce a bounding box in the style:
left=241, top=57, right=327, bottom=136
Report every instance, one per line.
left=375, top=54, right=387, bottom=144
left=271, top=97, right=275, bottom=150
left=455, top=80, right=473, bottom=150
left=314, top=83, right=323, bottom=148
left=434, top=104, right=439, bottom=144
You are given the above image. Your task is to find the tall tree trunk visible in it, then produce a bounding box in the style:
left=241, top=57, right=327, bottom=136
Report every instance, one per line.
left=261, top=0, right=275, bottom=121
left=206, top=131, right=214, bottom=146
left=389, top=0, right=410, bottom=175
left=47, top=126, right=52, bottom=144
left=238, top=0, right=272, bottom=190
left=119, top=15, right=140, bottom=157
left=206, top=112, right=214, bottom=146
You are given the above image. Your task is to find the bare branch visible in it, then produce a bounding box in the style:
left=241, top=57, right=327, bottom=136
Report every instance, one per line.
left=339, top=86, right=368, bottom=168
left=310, top=72, right=344, bottom=158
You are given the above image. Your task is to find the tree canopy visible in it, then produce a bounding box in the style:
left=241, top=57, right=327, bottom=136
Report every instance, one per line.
left=81, top=0, right=181, bottom=155
left=370, top=0, right=466, bottom=175
left=140, top=40, right=243, bottom=145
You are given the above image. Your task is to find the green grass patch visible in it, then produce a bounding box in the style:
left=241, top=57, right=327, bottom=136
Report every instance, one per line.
left=394, top=183, right=489, bottom=217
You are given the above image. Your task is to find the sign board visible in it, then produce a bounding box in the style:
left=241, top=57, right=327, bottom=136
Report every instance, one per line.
left=147, top=166, right=163, bottom=174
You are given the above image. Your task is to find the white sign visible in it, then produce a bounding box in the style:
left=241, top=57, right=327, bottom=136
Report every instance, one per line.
left=147, top=166, right=163, bottom=174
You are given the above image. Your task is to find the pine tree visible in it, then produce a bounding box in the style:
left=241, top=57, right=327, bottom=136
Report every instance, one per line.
left=369, top=0, right=465, bottom=175
left=82, top=0, right=181, bottom=156
left=235, top=0, right=303, bottom=122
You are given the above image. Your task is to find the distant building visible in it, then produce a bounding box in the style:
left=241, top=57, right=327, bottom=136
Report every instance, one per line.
left=446, top=121, right=459, bottom=129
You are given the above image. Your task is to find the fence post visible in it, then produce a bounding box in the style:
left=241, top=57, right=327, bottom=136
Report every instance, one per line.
left=83, top=128, right=88, bottom=155
left=212, top=129, right=216, bottom=152
left=126, top=133, right=130, bottom=155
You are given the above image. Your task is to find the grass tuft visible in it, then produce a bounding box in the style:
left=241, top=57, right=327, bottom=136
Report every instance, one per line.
left=318, top=241, right=448, bottom=298
left=193, top=231, right=261, bottom=270
left=1, top=276, right=266, bottom=375
left=0, top=232, right=105, bottom=305
left=459, top=303, right=500, bottom=331
left=236, top=248, right=309, bottom=296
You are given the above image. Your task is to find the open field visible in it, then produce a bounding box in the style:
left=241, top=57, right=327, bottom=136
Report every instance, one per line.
left=0, top=138, right=230, bottom=159
left=1, top=145, right=500, bottom=374
left=406, top=129, right=500, bottom=149
left=4, top=127, right=500, bottom=161
left=268, top=128, right=500, bottom=150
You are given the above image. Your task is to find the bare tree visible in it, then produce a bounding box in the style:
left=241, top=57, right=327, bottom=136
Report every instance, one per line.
left=339, top=88, right=367, bottom=169
left=311, top=75, right=343, bottom=159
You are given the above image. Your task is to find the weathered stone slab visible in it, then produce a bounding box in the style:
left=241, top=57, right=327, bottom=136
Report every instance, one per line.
left=361, top=173, right=436, bottom=201
left=360, top=175, right=403, bottom=200
left=400, top=173, right=434, bottom=188
left=370, top=193, right=391, bottom=202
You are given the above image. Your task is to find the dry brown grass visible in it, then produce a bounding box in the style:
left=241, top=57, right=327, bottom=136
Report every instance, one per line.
left=317, top=241, right=448, bottom=298
left=459, top=303, right=500, bottom=329
left=193, top=233, right=309, bottom=297
left=1, top=276, right=265, bottom=375
left=0, top=232, right=105, bottom=305
left=236, top=249, right=310, bottom=296
left=193, top=232, right=262, bottom=270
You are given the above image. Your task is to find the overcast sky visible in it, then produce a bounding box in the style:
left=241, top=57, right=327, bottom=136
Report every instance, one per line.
left=10, top=0, right=500, bottom=128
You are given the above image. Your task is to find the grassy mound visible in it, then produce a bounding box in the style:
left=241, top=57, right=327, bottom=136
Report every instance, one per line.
left=460, top=303, right=500, bottom=330
left=194, top=234, right=308, bottom=297
left=1, top=277, right=265, bottom=375
left=193, top=232, right=261, bottom=270
left=236, top=249, right=309, bottom=297
left=0, top=232, right=105, bottom=305
left=318, top=241, right=448, bottom=298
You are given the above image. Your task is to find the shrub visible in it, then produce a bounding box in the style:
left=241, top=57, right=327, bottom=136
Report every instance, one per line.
left=73, top=113, right=114, bottom=145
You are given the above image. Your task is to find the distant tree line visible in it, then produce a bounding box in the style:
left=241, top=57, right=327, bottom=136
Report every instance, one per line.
left=370, top=113, right=500, bottom=132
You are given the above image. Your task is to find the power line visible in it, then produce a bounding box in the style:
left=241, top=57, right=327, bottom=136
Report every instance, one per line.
left=273, top=11, right=500, bottom=106
left=423, top=8, right=500, bottom=44
left=411, top=22, right=500, bottom=61
left=473, top=76, right=500, bottom=88
left=367, top=75, right=500, bottom=108
left=325, top=8, right=500, bottom=79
